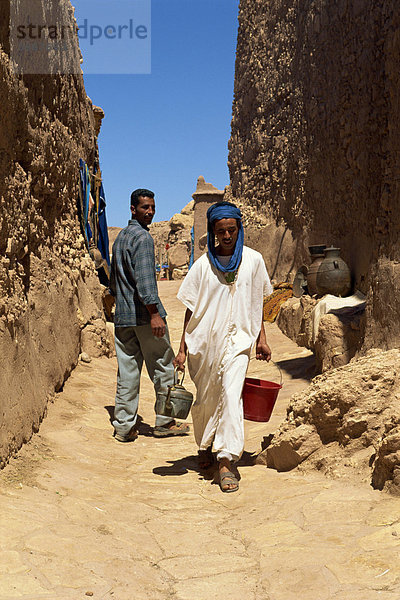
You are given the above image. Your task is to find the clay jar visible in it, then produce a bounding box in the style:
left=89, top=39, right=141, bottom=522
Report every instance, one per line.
left=307, top=245, right=326, bottom=295
left=316, top=246, right=351, bottom=297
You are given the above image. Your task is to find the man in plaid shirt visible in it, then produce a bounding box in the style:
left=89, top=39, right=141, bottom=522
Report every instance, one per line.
left=110, top=189, right=189, bottom=442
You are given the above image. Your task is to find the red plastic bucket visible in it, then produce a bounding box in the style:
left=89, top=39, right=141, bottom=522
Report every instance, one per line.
left=242, top=377, right=282, bottom=422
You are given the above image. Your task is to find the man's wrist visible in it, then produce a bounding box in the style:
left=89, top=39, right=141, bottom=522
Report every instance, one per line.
left=146, top=303, right=159, bottom=316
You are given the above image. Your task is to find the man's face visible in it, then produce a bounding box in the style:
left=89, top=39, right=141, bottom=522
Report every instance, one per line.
left=131, top=196, right=155, bottom=227
left=214, top=218, right=239, bottom=255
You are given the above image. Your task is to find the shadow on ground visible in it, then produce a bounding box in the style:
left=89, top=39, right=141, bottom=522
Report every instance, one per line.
left=276, top=354, right=316, bottom=381
left=152, top=450, right=257, bottom=483
left=104, top=407, right=154, bottom=436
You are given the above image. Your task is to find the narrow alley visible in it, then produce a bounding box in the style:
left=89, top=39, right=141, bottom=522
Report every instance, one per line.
left=0, top=282, right=398, bottom=600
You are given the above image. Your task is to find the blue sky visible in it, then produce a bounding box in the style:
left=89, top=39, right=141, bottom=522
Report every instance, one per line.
left=75, top=0, right=240, bottom=227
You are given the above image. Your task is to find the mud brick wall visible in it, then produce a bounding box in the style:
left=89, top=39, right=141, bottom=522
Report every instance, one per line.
left=0, top=0, right=109, bottom=466
left=229, top=0, right=400, bottom=350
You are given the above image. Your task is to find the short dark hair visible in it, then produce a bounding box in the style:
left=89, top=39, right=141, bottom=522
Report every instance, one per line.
left=131, top=188, right=155, bottom=208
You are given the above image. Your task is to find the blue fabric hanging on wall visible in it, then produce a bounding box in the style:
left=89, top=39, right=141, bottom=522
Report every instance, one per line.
left=97, top=182, right=111, bottom=267
left=78, top=159, right=111, bottom=268
left=188, top=226, right=194, bottom=269
left=78, top=158, right=91, bottom=249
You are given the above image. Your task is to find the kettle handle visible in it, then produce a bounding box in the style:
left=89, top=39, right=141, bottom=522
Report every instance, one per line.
left=174, top=366, right=185, bottom=386
left=165, top=367, right=186, bottom=413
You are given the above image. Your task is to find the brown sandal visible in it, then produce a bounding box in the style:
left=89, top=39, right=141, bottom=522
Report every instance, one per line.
left=114, top=427, right=139, bottom=443
left=153, top=422, right=190, bottom=438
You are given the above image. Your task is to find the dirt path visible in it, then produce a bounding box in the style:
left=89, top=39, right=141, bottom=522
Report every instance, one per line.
left=1, top=281, right=399, bottom=599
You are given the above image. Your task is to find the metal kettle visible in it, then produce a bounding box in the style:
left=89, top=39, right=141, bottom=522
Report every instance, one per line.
left=155, top=368, right=194, bottom=420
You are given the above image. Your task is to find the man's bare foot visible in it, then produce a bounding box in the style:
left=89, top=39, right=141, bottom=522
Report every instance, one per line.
left=218, top=457, right=239, bottom=492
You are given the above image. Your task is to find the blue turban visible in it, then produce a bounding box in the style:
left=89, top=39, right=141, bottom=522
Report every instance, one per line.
left=207, top=201, right=244, bottom=273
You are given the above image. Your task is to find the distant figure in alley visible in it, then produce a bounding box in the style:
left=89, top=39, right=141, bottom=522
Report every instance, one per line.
left=174, top=202, right=272, bottom=492
left=110, top=189, right=189, bottom=441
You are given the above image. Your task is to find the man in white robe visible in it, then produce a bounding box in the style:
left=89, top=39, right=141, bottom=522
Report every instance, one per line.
left=174, top=202, right=273, bottom=492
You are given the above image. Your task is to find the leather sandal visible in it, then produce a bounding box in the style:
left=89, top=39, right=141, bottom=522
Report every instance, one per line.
left=153, top=422, right=189, bottom=438
left=219, top=471, right=239, bottom=493
left=114, top=427, right=139, bottom=443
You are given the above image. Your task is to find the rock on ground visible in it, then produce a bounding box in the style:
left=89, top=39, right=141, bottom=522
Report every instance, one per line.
left=263, top=348, right=400, bottom=493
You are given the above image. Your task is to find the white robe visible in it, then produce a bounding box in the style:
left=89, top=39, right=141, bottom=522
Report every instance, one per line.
left=177, top=246, right=273, bottom=459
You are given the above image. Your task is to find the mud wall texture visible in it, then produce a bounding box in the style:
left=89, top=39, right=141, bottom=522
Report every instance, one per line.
left=0, top=1, right=110, bottom=467
left=229, top=0, right=400, bottom=349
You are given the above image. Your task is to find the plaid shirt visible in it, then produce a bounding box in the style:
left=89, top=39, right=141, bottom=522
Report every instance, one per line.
left=110, top=219, right=166, bottom=327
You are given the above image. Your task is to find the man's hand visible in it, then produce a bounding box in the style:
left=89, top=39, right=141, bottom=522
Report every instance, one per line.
left=173, top=350, right=186, bottom=371
left=150, top=313, right=166, bottom=338
left=256, top=340, right=272, bottom=361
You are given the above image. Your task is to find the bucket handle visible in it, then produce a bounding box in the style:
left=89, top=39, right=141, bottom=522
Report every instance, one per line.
left=249, top=358, right=283, bottom=386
